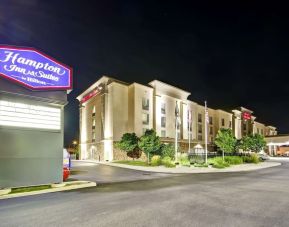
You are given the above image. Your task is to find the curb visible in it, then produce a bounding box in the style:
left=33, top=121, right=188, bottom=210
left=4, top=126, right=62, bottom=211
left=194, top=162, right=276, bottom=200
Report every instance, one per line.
left=86, top=161, right=282, bottom=174
left=0, top=181, right=97, bottom=200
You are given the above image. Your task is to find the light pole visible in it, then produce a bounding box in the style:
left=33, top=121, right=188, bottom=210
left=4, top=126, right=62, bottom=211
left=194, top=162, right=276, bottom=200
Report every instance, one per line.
left=175, top=101, right=179, bottom=164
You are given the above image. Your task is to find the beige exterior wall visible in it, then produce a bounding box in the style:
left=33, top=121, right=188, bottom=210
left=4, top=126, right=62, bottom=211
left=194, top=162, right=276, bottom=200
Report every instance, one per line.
left=77, top=76, right=277, bottom=161
left=130, top=83, right=153, bottom=137
left=253, top=121, right=266, bottom=136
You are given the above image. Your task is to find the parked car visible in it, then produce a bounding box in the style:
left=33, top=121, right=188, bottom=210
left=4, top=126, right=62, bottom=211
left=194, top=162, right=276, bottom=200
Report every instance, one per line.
left=63, top=149, right=71, bottom=181
left=258, top=153, right=270, bottom=161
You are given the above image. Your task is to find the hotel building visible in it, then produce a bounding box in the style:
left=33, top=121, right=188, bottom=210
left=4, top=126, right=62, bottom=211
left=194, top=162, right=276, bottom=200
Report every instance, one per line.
left=77, top=76, right=277, bottom=161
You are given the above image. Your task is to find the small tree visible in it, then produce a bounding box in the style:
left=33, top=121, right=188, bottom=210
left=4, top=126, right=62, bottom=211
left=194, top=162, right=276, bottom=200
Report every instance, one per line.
left=116, top=133, right=141, bottom=160
left=240, top=135, right=252, bottom=153
left=215, top=128, right=237, bottom=161
left=161, top=143, right=175, bottom=159
left=248, top=134, right=266, bottom=153
left=138, top=129, right=162, bottom=164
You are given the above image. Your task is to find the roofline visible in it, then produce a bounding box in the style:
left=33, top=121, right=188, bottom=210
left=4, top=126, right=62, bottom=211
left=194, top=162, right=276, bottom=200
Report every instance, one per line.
left=148, top=80, right=191, bottom=96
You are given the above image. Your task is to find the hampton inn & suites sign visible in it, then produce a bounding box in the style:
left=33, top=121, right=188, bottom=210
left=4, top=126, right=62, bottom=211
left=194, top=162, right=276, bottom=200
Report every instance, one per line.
left=0, top=45, right=72, bottom=90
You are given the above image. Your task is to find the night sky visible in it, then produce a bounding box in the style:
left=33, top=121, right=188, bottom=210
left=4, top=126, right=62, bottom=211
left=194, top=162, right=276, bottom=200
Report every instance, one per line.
left=1, top=1, right=289, bottom=145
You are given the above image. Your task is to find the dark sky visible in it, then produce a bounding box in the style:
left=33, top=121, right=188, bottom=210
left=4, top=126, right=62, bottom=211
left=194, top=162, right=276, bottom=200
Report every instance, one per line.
left=1, top=0, right=289, bottom=145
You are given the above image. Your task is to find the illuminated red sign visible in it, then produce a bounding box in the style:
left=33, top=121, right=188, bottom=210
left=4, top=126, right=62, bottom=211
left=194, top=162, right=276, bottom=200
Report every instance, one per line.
left=242, top=112, right=251, bottom=120
left=81, top=89, right=99, bottom=103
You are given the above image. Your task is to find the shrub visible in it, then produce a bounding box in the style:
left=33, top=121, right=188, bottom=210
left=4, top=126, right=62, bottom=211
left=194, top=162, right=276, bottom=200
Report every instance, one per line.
left=162, top=156, right=176, bottom=168
left=224, top=156, right=243, bottom=165
left=161, top=144, right=175, bottom=159
left=151, top=155, right=162, bottom=166
left=242, top=153, right=260, bottom=164
left=188, top=154, right=204, bottom=164
left=179, top=153, right=190, bottom=167
left=208, top=157, right=230, bottom=169
left=194, top=163, right=209, bottom=167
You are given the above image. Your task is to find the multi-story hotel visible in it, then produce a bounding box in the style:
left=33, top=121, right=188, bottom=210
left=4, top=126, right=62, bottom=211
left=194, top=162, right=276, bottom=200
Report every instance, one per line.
left=77, top=76, right=277, bottom=161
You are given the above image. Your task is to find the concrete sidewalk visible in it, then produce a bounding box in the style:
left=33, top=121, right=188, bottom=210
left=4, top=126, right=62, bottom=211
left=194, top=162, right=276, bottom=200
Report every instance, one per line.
left=80, top=160, right=281, bottom=174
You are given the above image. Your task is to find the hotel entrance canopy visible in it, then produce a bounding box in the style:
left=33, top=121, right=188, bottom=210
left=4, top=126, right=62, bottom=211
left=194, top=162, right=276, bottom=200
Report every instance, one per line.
left=265, top=135, right=289, bottom=146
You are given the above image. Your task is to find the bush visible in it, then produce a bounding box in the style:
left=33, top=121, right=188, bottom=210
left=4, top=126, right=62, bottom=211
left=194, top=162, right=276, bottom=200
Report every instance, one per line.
left=242, top=153, right=260, bottom=164
left=194, top=163, right=209, bottom=167
left=188, top=154, right=204, bottom=164
left=151, top=155, right=162, bottom=166
left=162, top=156, right=176, bottom=168
left=161, top=144, right=175, bottom=159
left=179, top=153, right=190, bottom=167
left=208, top=157, right=230, bottom=169
left=224, top=156, right=243, bottom=165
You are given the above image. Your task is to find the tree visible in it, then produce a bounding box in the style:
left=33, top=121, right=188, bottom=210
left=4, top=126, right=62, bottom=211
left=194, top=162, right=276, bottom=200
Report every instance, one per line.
left=161, top=143, right=175, bottom=159
left=247, top=134, right=266, bottom=153
left=240, top=135, right=252, bottom=152
left=215, top=128, right=237, bottom=161
left=116, top=133, right=141, bottom=160
left=138, top=129, right=162, bottom=164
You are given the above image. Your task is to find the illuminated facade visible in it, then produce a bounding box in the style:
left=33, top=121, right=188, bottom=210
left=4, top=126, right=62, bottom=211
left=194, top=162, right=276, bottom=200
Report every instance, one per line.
left=77, top=76, right=277, bottom=161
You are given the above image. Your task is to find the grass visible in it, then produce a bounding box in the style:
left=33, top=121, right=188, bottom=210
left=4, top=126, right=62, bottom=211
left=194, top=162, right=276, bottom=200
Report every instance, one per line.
left=10, top=185, right=51, bottom=194
left=114, top=160, right=150, bottom=166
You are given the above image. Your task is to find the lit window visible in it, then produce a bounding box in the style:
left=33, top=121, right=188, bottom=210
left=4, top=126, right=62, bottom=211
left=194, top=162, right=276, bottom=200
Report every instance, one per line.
left=142, top=113, right=149, bottom=125
left=92, top=106, right=96, bottom=117
left=142, top=98, right=149, bottom=111
left=161, top=102, right=166, bottom=114
left=161, top=117, right=166, bottom=128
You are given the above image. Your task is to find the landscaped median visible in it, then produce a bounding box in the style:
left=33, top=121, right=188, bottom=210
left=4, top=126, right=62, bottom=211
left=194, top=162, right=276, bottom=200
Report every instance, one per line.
left=106, top=157, right=281, bottom=174
left=0, top=181, right=96, bottom=200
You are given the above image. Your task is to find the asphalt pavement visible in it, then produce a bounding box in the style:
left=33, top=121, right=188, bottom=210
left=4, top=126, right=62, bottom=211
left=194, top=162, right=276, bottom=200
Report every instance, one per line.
left=0, top=159, right=289, bottom=227
left=69, top=160, right=175, bottom=183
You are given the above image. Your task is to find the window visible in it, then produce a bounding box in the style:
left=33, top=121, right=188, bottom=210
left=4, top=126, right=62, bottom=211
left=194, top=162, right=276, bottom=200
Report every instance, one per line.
left=221, top=118, right=225, bottom=127
left=187, top=122, right=192, bottom=131
left=161, top=130, right=166, bottom=137
left=209, top=116, right=213, bottom=125
left=161, top=102, right=166, bottom=114
left=92, top=106, right=96, bottom=117
left=142, top=98, right=149, bottom=110
left=198, top=135, right=202, bottom=141
left=229, top=121, right=232, bottom=128
left=210, top=126, right=213, bottom=135
left=198, top=113, right=202, bottom=123
left=198, top=124, right=202, bottom=133
left=243, top=123, right=247, bottom=130
left=92, top=132, right=95, bottom=142
left=161, top=116, right=166, bottom=128
left=142, top=113, right=149, bottom=125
